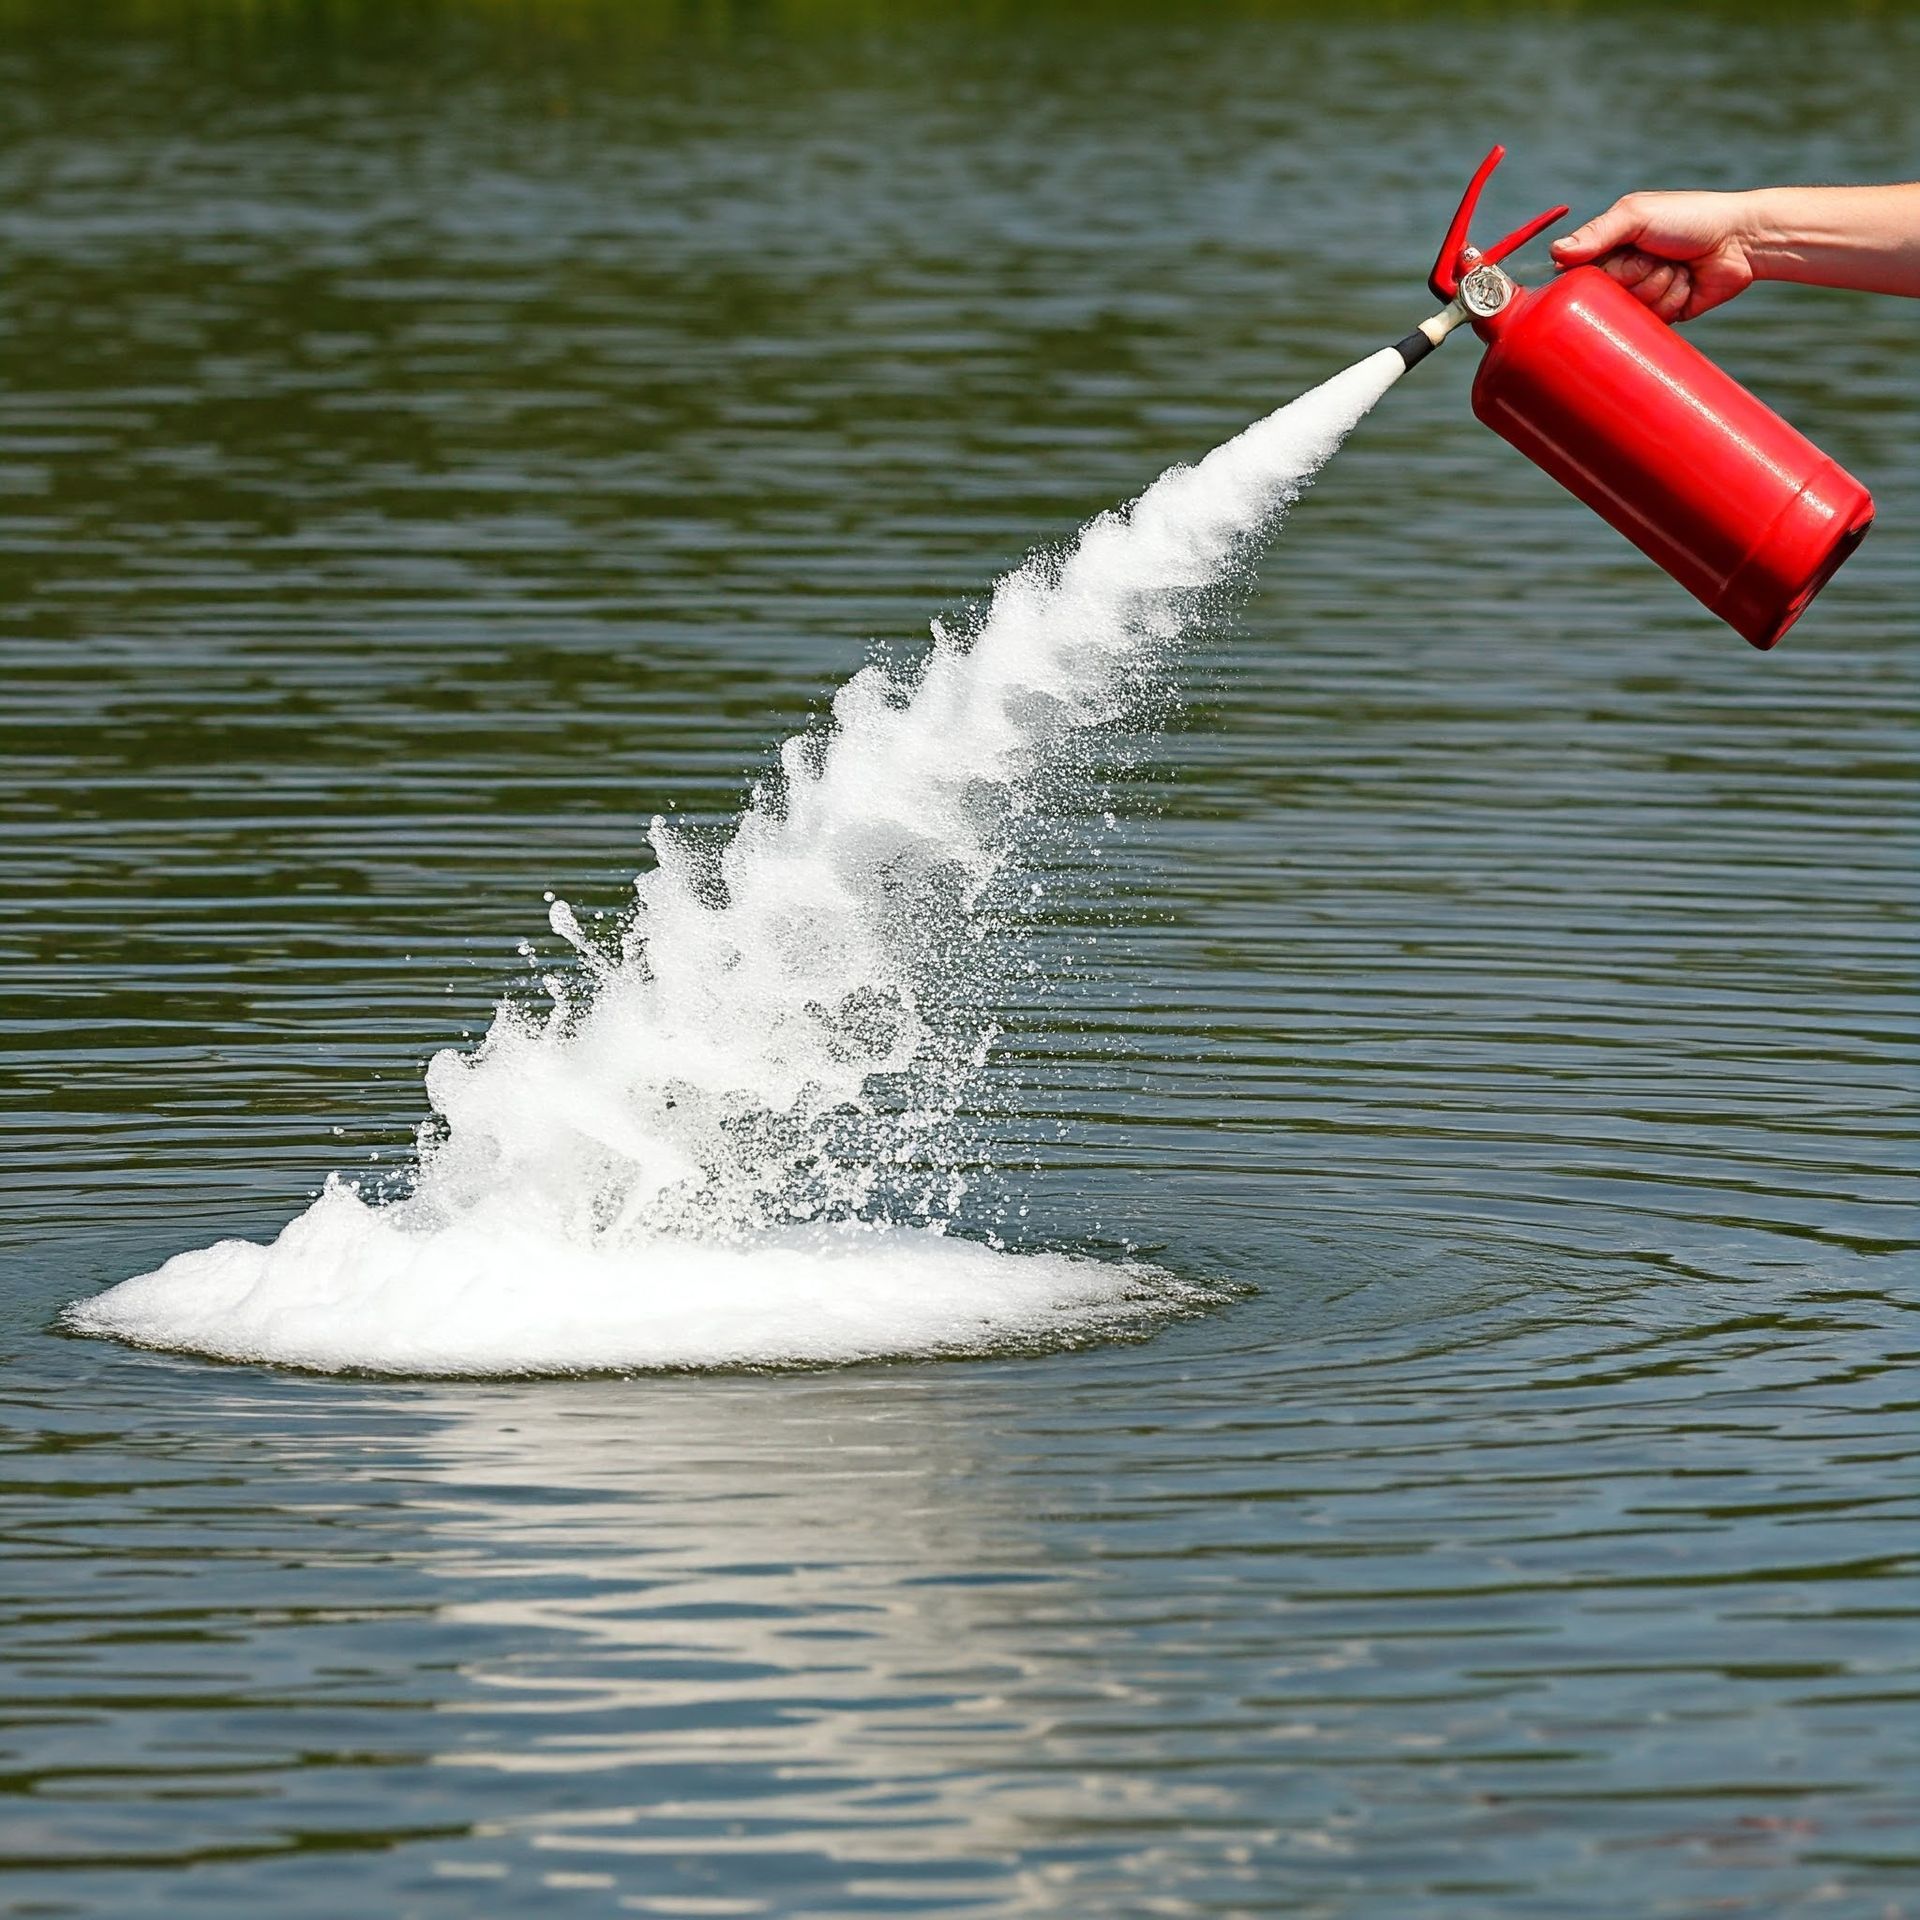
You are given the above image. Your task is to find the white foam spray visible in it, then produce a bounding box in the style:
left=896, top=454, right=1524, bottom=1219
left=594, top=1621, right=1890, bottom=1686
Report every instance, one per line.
left=67, top=349, right=1406, bottom=1374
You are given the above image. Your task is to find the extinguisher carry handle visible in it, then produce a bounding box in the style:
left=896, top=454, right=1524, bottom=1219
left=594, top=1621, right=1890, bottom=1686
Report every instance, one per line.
left=1430, top=145, right=1571, bottom=302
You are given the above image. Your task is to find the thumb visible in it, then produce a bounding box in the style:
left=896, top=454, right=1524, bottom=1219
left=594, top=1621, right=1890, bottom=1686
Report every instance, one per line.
left=1550, top=199, right=1642, bottom=265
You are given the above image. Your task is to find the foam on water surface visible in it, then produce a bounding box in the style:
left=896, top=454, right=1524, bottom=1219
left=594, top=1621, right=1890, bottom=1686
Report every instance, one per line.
left=68, top=350, right=1405, bottom=1375
left=75, top=1181, right=1194, bottom=1374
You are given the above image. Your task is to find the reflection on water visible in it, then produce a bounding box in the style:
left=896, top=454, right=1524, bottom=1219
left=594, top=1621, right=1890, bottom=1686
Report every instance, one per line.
left=380, top=1281, right=1920, bottom=1917
left=414, top=1383, right=1158, bottom=1896
left=2, top=3, right=1917, bottom=1915
left=16, top=1276, right=1912, bottom=1915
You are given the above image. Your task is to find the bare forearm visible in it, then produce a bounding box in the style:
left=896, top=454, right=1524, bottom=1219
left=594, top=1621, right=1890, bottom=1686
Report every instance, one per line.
left=1742, top=183, right=1920, bottom=297
left=1553, top=179, right=1920, bottom=320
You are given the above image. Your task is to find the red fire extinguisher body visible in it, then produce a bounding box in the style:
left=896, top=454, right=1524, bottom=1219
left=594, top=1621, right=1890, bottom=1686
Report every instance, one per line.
left=1469, top=265, right=1874, bottom=650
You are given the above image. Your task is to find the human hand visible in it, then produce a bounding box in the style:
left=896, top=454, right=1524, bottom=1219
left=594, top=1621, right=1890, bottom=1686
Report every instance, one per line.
left=1549, top=191, right=1763, bottom=322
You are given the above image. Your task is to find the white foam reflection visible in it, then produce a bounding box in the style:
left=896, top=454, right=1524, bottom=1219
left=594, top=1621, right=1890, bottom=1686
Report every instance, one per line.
left=400, top=1380, right=1253, bottom=1904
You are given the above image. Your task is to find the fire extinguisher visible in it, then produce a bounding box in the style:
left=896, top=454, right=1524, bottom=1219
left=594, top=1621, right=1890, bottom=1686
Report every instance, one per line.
left=1396, top=146, right=1874, bottom=651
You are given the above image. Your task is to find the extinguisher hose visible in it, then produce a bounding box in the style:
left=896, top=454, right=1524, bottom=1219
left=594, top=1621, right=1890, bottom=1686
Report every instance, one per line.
left=1393, top=300, right=1472, bottom=370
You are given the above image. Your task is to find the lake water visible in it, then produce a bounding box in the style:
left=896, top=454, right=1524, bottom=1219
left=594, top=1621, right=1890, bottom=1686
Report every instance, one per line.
left=2, top=6, right=1917, bottom=1915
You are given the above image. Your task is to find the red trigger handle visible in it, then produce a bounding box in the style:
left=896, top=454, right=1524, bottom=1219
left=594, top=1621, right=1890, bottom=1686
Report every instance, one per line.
left=1429, top=144, right=1570, bottom=302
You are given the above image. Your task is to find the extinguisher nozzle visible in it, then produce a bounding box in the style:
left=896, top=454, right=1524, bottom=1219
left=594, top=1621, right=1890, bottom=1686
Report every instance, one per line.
left=1393, top=328, right=1440, bottom=369
left=1394, top=300, right=1472, bottom=370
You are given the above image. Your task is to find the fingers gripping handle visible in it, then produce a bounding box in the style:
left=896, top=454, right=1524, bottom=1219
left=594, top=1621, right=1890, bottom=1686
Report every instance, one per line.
left=1430, top=144, right=1570, bottom=301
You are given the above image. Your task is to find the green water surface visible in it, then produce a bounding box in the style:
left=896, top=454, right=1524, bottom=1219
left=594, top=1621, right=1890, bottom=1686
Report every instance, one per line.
left=2, top=5, right=1917, bottom=1915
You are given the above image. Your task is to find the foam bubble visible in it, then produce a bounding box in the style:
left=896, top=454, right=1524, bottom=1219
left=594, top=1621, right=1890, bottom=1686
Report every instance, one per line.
left=69, top=351, right=1404, bottom=1374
